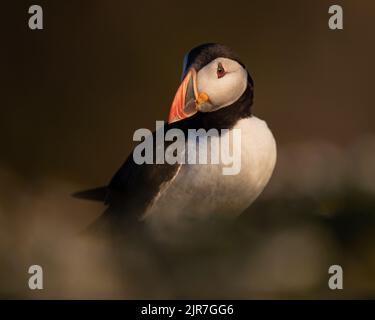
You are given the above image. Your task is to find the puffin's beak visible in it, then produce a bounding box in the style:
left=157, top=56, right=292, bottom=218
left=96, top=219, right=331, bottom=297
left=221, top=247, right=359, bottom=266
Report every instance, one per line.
left=168, top=68, right=209, bottom=124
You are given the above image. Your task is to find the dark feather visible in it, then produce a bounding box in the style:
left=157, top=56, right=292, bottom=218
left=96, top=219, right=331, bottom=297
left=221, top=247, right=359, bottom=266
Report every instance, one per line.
left=72, top=186, right=108, bottom=202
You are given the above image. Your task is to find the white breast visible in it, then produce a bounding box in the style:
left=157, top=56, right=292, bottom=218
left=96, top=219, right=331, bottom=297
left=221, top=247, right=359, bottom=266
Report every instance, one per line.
left=143, top=116, right=277, bottom=240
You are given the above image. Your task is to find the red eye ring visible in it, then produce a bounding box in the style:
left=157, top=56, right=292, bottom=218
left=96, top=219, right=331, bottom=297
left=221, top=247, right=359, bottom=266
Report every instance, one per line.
left=217, top=62, right=226, bottom=78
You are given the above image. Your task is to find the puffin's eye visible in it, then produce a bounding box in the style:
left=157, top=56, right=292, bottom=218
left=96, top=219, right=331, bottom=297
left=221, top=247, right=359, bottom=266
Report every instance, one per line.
left=217, top=62, right=226, bottom=79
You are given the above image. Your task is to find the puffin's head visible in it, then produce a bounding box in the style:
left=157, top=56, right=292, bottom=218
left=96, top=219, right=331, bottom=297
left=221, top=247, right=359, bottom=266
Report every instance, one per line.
left=168, top=43, right=254, bottom=123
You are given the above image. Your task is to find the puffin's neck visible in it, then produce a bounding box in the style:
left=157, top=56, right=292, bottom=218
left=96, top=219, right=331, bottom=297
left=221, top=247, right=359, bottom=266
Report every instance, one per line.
left=199, top=85, right=253, bottom=131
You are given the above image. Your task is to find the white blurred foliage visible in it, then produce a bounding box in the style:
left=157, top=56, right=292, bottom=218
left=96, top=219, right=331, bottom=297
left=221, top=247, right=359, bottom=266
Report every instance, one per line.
left=266, top=135, right=375, bottom=197
left=1, top=135, right=375, bottom=298
left=242, top=226, right=336, bottom=295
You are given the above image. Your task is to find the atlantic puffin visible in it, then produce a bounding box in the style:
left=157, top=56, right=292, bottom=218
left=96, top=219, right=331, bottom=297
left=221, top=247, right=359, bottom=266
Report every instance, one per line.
left=75, top=43, right=277, bottom=240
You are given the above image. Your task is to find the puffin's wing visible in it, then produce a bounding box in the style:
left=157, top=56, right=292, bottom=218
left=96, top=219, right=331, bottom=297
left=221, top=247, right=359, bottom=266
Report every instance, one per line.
left=105, top=119, right=197, bottom=219
left=74, top=120, right=192, bottom=220
left=106, top=152, right=181, bottom=218
left=72, top=186, right=108, bottom=202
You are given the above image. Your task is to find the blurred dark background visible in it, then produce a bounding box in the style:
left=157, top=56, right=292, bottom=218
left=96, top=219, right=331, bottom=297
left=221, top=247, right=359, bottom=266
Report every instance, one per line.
left=1, top=0, right=375, bottom=299
left=2, top=0, right=375, bottom=185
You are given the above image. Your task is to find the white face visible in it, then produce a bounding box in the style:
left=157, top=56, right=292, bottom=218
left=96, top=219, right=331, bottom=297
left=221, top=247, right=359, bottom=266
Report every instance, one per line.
left=196, top=57, right=248, bottom=112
